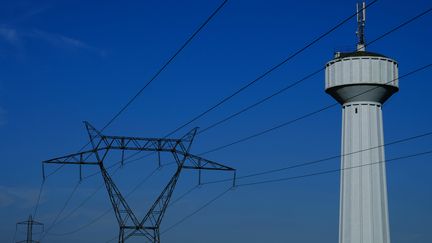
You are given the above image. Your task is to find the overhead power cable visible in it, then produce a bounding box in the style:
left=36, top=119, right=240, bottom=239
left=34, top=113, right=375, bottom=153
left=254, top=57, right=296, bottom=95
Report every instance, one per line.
left=43, top=0, right=229, bottom=180
left=159, top=148, right=432, bottom=236
left=39, top=4, right=432, bottom=241
left=104, top=61, right=431, bottom=241
left=47, top=165, right=167, bottom=237
left=32, top=181, right=45, bottom=218
left=164, top=0, right=378, bottom=137
left=169, top=185, right=200, bottom=207
left=94, top=2, right=432, bottom=169
left=237, top=149, right=432, bottom=187
left=34, top=1, right=229, bottom=232
left=198, top=5, right=432, bottom=135
left=94, top=13, right=432, bottom=239
left=100, top=0, right=229, bottom=133
left=60, top=7, right=432, bottom=238
left=40, top=182, right=81, bottom=241
left=58, top=127, right=432, bottom=239
left=52, top=184, right=104, bottom=228
left=201, top=130, right=432, bottom=185
left=103, top=3, right=432, bottom=239
left=160, top=187, right=232, bottom=235
left=48, top=164, right=123, bottom=230
left=199, top=63, right=432, bottom=155
left=49, top=207, right=112, bottom=237
left=86, top=2, right=430, bottom=171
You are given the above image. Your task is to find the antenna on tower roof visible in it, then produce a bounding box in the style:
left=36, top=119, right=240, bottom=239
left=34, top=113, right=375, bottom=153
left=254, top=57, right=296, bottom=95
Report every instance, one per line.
left=356, top=1, right=366, bottom=51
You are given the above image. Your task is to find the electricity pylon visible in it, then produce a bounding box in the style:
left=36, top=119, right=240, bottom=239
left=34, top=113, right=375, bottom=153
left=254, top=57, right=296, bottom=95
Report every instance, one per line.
left=15, top=215, right=44, bottom=243
left=43, top=122, right=236, bottom=243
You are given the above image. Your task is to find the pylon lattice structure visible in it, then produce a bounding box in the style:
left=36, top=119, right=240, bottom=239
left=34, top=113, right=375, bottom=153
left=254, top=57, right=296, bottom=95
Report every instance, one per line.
left=43, top=122, right=236, bottom=243
left=15, top=215, right=44, bottom=243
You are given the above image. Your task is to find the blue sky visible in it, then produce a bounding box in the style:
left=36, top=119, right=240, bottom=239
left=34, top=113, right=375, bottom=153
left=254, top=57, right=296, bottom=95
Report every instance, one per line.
left=1, top=0, right=432, bottom=242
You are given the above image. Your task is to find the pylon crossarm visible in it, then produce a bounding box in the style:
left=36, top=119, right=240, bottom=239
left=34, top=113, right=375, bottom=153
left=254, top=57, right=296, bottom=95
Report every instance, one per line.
left=85, top=121, right=195, bottom=154
left=17, top=220, right=43, bottom=226
left=42, top=149, right=101, bottom=165
left=180, top=153, right=235, bottom=171
left=100, top=135, right=183, bottom=153
left=17, top=221, right=44, bottom=227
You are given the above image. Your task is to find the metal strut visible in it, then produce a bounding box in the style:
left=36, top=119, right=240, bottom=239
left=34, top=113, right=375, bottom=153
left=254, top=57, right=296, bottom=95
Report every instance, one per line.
left=42, top=122, right=236, bottom=243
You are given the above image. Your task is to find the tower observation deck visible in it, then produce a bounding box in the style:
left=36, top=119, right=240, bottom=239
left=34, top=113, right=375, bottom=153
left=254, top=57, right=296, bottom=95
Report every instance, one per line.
left=324, top=2, right=399, bottom=243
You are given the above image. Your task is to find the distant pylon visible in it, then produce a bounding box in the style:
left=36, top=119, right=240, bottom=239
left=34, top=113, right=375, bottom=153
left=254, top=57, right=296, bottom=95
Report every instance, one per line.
left=15, top=215, right=44, bottom=243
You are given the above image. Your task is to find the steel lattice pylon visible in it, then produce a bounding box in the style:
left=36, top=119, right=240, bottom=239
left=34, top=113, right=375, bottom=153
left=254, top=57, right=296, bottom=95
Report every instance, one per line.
left=15, top=215, right=44, bottom=243
left=43, top=122, right=236, bottom=243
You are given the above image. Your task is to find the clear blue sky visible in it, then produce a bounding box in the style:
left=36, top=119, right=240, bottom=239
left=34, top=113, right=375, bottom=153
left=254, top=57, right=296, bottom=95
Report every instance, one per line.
left=1, top=0, right=431, bottom=242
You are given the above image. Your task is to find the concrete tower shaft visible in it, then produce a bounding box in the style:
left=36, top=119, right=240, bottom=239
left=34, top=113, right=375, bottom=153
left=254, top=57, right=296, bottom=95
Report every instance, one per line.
left=325, top=52, right=399, bottom=243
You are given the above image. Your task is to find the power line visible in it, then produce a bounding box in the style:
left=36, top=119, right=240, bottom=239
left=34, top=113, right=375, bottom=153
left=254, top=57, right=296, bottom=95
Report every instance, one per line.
left=32, top=181, right=45, bottom=218
left=35, top=2, right=432, bottom=240
left=63, top=8, right=432, bottom=240
left=160, top=187, right=232, bottom=235
left=91, top=2, right=432, bottom=174
left=159, top=148, right=432, bottom=236
left=97, top=60, right=431, bottom=240
left=104, top=5, right=432, bottom=240
left=46, top=165, right=167, bottom=237
left=40, top=182, right=81, bottom=241
left=169, top=185, right=200, bottom=207
left=164, top=0, right=378, bottom=137
left=43, top=3, right=432, bottom=228
left=42, top=0, right=229, bottom=180
left=52, top=184, right=104, bottom=228
left=201, top=130, right=432, bottom=185
left=237, top=149, right=432, bottom=187
left=143, top=59, right=432, bottom=240
left=38, top=2, right=230, bottom=230
left=92, top=32, right=432, bottom=234
left=48, top=164, right=124, bottom=230
left=196, top=4, right=432, bottom=138
left=199, top=63, right=432, bottom=155
left=198, top=68, right=323, bottom=134
left=89, top=14, right=432, bottom=237
left=100, top=0, right=229, bottom=133
left=48, top=207, right=112, bottom=237
left=93, top=0, right=383, bottom=188
left=366, top=6, right=432, bottom=47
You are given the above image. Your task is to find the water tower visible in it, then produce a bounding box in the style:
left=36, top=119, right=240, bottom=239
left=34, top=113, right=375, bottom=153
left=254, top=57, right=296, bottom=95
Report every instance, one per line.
left=325, top=2, right=398, bottom=243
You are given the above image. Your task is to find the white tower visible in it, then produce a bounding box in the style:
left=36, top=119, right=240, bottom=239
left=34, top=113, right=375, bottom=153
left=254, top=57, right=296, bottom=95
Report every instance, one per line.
left=325, top=2, right=398, bottom=243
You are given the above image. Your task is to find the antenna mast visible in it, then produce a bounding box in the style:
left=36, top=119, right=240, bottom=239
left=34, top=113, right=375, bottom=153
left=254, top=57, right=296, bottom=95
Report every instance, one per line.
left=356, top=1, right=366, bottom=51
